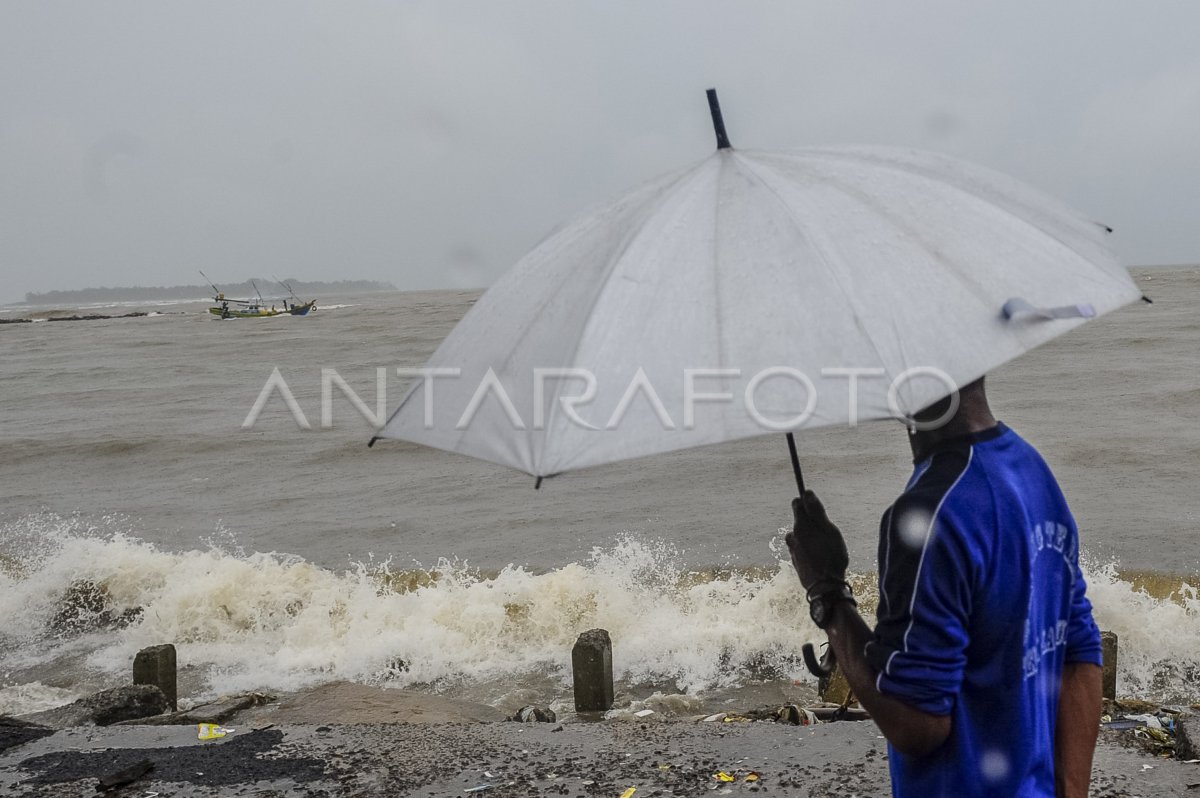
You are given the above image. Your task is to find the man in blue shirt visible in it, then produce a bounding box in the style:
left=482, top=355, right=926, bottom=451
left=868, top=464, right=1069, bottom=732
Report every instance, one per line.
left=787, top=377, right=1104, bottom=798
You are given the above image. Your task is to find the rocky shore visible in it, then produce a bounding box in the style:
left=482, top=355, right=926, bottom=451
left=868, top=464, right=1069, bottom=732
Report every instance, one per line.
left=2, top=681, right=1198, bottom=797
left=0, top=311, right=154, bottom=324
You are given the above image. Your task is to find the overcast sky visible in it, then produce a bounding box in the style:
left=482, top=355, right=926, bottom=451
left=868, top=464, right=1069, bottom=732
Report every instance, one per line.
left=2, top=1, right=1198, bottom=303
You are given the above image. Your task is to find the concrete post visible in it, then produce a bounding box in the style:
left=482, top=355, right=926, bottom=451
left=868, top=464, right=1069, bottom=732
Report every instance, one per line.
left=1100, top=632, right=1118, bottom=701
left=572, top=629, right=614, bottom=712
left=818, top=664, right=853, bottom=705
left=133, top=644, right=177, bottom=712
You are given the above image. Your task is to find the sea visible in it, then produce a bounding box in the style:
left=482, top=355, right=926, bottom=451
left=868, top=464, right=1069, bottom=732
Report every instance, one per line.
left=0, top=268, right=1197, bottom=719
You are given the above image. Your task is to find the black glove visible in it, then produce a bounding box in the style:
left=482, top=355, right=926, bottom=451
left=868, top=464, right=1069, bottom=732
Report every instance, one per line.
left=784, top=489, right=849, bottom=596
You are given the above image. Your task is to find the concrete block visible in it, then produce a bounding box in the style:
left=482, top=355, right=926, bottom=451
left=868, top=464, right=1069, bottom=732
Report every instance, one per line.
left=1176, top=715, right=1200, bottom=761
left=819, top=664, right=853, bottom=705
left=572, top=629, right=614, bottom=712
left=1100, top=632, right=1118, bottom=701
left=133, top=644, right=178, bottom=712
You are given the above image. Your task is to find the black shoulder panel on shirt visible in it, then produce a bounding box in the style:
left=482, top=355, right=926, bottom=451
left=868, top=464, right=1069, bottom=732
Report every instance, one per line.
left=875, top=446, right=974, bottom=628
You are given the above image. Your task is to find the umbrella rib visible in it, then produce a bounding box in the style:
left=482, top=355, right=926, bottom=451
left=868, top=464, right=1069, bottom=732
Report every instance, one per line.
left=712, top=152, right=730, bottom=406
left=751, top=151, right=999, bottom=312
left=792, top=151, right=1134, bottom=360
left=536, top=159, right=720, bottom=474
left=731, top=153, right=898, bottom=381
left=779, top=149, right=1124, bottom=295
left=751, top=154, right=1033, bottom=409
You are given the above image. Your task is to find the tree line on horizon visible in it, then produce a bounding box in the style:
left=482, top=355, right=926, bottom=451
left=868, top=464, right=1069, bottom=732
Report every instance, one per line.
left=24, top=278, right=397, bottom=304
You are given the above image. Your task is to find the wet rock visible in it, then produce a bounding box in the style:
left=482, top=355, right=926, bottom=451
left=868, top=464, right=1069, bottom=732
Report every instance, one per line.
left=114, top=693, right=266, bottom=726
left=18, top=684, right=170, bottom=728
left=97, top=758, right=154, bottom=791
left=0, top=725, right=54, bottom=754
left=48, top=580, right=142, bottom=635
left=0, top=715, right=49, bottom=728
left=255, top=682, right=505, bottom=724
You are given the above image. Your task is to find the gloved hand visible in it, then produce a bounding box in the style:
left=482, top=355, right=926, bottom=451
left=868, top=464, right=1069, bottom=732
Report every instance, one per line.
left=785, top=490, right=849, bottom=596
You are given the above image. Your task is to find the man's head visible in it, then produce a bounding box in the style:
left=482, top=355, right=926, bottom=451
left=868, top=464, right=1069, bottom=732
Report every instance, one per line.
left=912, top=377, right=989, bottom=431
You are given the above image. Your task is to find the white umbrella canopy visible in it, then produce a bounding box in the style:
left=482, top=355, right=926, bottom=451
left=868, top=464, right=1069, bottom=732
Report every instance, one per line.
left=374, top=92, right=1141, bottom=481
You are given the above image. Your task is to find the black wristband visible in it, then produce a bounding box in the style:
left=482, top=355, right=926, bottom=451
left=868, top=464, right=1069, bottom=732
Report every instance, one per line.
left=808, top=581, right=856, bottom=630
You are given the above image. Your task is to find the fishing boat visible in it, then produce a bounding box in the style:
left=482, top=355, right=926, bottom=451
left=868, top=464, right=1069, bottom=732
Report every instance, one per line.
left=201, top=272, right=312, bottom=319
left=284, top=299, right=317, bottom=316
left=208, top=299, right=284, bottom=319
left=275, top=278, right=316, bottom=316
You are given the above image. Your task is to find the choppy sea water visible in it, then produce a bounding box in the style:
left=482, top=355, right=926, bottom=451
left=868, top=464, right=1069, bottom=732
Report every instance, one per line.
left=0, top=268, right=1197, bottom=715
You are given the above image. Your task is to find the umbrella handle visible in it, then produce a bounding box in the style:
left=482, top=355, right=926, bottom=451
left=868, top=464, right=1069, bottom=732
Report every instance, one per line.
left=785, top=433, right=806, bottom=495
left=802, top=641, right=836, bottom=677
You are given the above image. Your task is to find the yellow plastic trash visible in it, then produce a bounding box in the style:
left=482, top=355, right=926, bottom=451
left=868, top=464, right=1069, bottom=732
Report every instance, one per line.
left=197, top=723, right=232, bottom=740
left=619, top=788, right=637, bottom=798
left=714, top=772, right=736, bottom=783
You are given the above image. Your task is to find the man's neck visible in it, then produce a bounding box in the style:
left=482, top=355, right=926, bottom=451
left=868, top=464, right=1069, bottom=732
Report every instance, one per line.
left=908, top=394, right=997, bottom=461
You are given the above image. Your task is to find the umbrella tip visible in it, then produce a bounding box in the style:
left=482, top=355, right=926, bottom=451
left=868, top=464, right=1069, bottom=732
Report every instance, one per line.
left=705, top=89, right=732, bottom=150
left=1141, top=294, right=1153, bottom=304
left=367, top=436, right=379, bottom=448
left=535, top=476, right=543, bottom=490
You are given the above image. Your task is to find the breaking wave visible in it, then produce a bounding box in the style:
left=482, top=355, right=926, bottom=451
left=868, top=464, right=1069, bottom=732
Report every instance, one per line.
left=0, top=513, right=1196, bottom=715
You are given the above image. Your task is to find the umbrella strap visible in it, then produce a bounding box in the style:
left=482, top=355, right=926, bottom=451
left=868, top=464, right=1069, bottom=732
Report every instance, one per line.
left=1001, top=297, right=1096, bottom=321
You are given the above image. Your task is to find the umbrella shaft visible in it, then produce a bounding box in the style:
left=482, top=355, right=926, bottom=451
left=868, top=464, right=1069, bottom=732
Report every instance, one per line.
left=786, top=433, right=806, bottom=495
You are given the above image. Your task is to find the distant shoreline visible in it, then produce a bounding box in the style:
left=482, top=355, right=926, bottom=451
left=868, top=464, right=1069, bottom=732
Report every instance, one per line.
left=22, top=279, right=396, bottom=305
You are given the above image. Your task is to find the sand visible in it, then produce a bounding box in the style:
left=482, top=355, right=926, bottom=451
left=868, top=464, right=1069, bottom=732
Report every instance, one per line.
left=2, top=716, right=1196, bottom=797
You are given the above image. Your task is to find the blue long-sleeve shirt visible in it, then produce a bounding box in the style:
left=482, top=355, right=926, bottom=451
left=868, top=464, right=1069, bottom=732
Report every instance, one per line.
left=865, top=423, right=1103, bottom=797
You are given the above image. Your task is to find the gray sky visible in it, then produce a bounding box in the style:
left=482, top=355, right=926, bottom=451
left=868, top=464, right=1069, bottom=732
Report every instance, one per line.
left=2, top=1, right=1198, bottom=303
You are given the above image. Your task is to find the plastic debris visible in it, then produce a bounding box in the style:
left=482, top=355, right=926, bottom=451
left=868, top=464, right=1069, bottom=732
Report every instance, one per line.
left=619, top=788, right=637, bottom=798
left=464, top=786, right=492, bottom=793
left=1142, top=727, right=1173, bottom=745
left=1102, top=720, right=1141, bottom=730
left=714, top=772, right=736, bottom=783
left=510, top=706, right=557, bottom=723
left=196, top=723, right=234, bottom=740
left=701, top=713, right=726, bottom=723
left=744, top=772, right=761, bottom=782
left=776, top=704, right=819, bottom=726
left=634, top=709, right=655, bottom=718
left=722, top=714, right=751, bottom=723
left=1126, top=714, right=1163, bottom=729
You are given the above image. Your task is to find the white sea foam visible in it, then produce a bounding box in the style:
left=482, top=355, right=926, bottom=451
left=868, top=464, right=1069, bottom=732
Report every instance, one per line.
left=0, top=514, right=1196, bottom=715
left=0, top=682, right=79, bottom=715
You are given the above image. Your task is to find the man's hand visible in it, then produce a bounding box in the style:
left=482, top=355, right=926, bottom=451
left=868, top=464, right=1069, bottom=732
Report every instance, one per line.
left=785, top=490, right=849, bottom=594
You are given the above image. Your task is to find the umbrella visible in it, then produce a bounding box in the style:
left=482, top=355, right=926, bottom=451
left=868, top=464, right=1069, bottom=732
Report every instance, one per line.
left=372, top=89, right=1141, bottom=489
